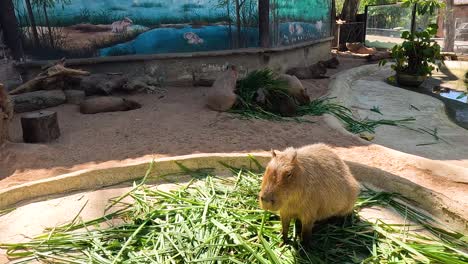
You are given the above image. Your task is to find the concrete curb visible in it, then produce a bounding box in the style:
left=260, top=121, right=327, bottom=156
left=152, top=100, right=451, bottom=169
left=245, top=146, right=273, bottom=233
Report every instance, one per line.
left=0, top=153, right=270, bottom=210
left=323, top=65, right=468, bottom=232
left=0, top=152, right=466, bottom=232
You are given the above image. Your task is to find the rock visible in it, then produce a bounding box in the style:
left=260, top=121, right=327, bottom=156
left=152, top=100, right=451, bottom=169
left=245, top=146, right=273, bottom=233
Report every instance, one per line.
left=64, top=90, right=86, bottom=105
left=359, top=132, right=375, bottom=141
left=80, top=74, right=128, bottom=95
left=279, top=74, right=310, bottom=105
left=122, top=76, right=160, bottom=93
left=12, top=90, right=66, bottom=113
left=206, top=65, right=238, bottom=112
left=122, top=78, right=149, bottom=93
left=79, top=96, right=141, bottom=114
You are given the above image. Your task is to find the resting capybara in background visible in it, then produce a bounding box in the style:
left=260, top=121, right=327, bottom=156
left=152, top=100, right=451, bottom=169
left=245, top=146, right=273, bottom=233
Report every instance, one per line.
left=206, top=65, right=238, bottom=112
left=286, top=62, right=328, bottom=79
left=80, top=96, right=141, bottom=114
left=259, top=144, right=360, bottom=244
left=320, top=56, right=340, bottom=69
left=279, top=74, right=310, bottom=105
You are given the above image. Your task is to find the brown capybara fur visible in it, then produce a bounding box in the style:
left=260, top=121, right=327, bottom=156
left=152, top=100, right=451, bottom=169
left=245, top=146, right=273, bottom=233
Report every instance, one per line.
left=206, top=65, right=238, bottom=112
left=286, top=62, right=328, bottom=80
left=279, top=74, right=310, bottom=105
left=80, top=96, right=141, bottom=114
left=320, top=56, right=340, bottom=69
left=259, top=144, right=360, bottom=244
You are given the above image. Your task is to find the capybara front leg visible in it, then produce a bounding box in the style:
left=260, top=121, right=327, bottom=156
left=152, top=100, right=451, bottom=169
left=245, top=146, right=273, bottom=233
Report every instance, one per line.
left=280, top=216, right=291, bottom=246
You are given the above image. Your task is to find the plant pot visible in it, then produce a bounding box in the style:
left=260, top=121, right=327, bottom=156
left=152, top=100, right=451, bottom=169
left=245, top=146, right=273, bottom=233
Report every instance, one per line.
left=395, top=72, right=428, bottom=87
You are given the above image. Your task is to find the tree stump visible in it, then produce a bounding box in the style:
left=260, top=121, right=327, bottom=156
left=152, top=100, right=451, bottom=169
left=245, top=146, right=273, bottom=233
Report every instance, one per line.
left=21, top=111, right=60, bottom=143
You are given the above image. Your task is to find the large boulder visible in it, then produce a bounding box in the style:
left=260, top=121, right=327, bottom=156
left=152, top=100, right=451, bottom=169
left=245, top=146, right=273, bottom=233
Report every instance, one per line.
left=80, top=74, right=128, bottom=95
left=206, top=66, right=238, bottom=112
left=12, top=90, right=66, bottom=113
left=80, top=96, right=141, bottom=114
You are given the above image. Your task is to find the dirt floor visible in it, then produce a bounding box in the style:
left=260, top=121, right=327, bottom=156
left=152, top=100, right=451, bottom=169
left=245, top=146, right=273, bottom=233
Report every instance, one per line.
left=1, top=57, right=466, bottom=197
left=0, top=58, right=371, bottom=189
left=1, top=56, right=468, bottom=264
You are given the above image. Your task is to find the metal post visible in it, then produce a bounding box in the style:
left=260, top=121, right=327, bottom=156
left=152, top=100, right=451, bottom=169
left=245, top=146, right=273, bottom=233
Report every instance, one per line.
left=363, top=5, right=369, bottom=43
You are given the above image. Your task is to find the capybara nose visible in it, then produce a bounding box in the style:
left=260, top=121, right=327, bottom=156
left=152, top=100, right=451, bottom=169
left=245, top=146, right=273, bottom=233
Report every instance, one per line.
left=260, top=195, right=274, bottom=204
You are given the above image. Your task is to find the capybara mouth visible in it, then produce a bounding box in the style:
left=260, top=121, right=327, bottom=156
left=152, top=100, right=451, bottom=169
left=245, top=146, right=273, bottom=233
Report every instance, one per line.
left=259, top=200, right=279, bottom=212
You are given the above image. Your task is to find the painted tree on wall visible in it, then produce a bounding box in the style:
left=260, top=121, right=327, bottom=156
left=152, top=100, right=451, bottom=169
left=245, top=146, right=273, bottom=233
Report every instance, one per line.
left=24, top=0, right=40, bottom=46
left=0, top=0, right=24, bottom=59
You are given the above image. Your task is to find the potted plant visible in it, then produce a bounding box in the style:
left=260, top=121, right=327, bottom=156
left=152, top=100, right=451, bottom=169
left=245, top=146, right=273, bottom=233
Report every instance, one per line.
left=381, top=24, right=443, bottom=87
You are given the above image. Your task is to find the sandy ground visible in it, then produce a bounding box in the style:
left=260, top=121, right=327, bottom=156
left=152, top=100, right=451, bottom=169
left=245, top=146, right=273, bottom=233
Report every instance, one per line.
left=0, top=58, right=369, bottom=189
left=1, top=56, right=466, bottom=198
left=1, top=57, right=468, bottom=263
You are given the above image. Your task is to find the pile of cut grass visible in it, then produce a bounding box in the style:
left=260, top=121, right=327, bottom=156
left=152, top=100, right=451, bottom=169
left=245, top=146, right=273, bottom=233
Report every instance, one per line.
left=230, top=68, right=415, bottom=134
left=231, top=69, right=416, bottom=133
left=1, top=162, right=466, bottom=263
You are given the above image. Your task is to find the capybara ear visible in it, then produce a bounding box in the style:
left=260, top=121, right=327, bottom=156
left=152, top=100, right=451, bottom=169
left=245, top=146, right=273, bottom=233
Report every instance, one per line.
left=290, top=150, right=298, bottom=164
left=271, top=149, right=277, bottom=158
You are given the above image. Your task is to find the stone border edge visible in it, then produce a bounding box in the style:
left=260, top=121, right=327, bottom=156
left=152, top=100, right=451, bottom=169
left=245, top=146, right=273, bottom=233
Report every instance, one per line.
left=0, top=152, right=465, bottom=232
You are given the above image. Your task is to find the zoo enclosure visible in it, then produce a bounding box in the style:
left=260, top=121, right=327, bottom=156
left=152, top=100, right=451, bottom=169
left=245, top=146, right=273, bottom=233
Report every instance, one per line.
left=364, top=2, right=468, bottom=53
left=1, top=0, right=333, bottom=61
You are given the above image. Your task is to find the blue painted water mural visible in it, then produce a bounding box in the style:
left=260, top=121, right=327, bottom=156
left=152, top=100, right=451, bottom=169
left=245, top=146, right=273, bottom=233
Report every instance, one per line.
left=99, top=25, right=260, bottom=56
left=99, top=22, right=324, bottom=56
left=13, top=0, right=331, bottom=59
left=270, top=0, right=332, bottom=46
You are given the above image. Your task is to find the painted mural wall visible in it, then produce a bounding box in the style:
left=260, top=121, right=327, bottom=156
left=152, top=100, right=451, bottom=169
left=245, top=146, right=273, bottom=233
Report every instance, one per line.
left=270, top=0, right=332, bottom=47
left=12, top=0, right=330, bottom=60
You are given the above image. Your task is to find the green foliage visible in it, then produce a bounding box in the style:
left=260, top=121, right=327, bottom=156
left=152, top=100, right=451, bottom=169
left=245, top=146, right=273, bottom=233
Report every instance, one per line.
left=1, top=165, right=467, bottom=263
left=401, top=0, right=444, bottom=15
left=235, top=69, right=289, bottom=110
left=385, top=24, right=443, bottom=76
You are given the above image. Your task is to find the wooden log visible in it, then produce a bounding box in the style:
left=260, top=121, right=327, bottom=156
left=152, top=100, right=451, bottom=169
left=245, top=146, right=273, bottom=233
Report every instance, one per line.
left=10, top=61, right=90, bottom=95
left=21, top=111, right=60, bottom=143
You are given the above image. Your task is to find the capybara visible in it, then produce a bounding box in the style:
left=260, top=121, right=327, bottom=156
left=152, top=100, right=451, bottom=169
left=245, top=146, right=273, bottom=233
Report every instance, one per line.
left=0, top=84, right=13, bottom=120
left=286, top=62, right=328, bottom=80
left=279, top=74, right=310, bottom=105
left=320, top=56, right=340, bottom=69
left=259, top=144, right=360, bottom=244
left=80, top=96, right=141, bottom=114
left=206, top=65, right=238, bottom=112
